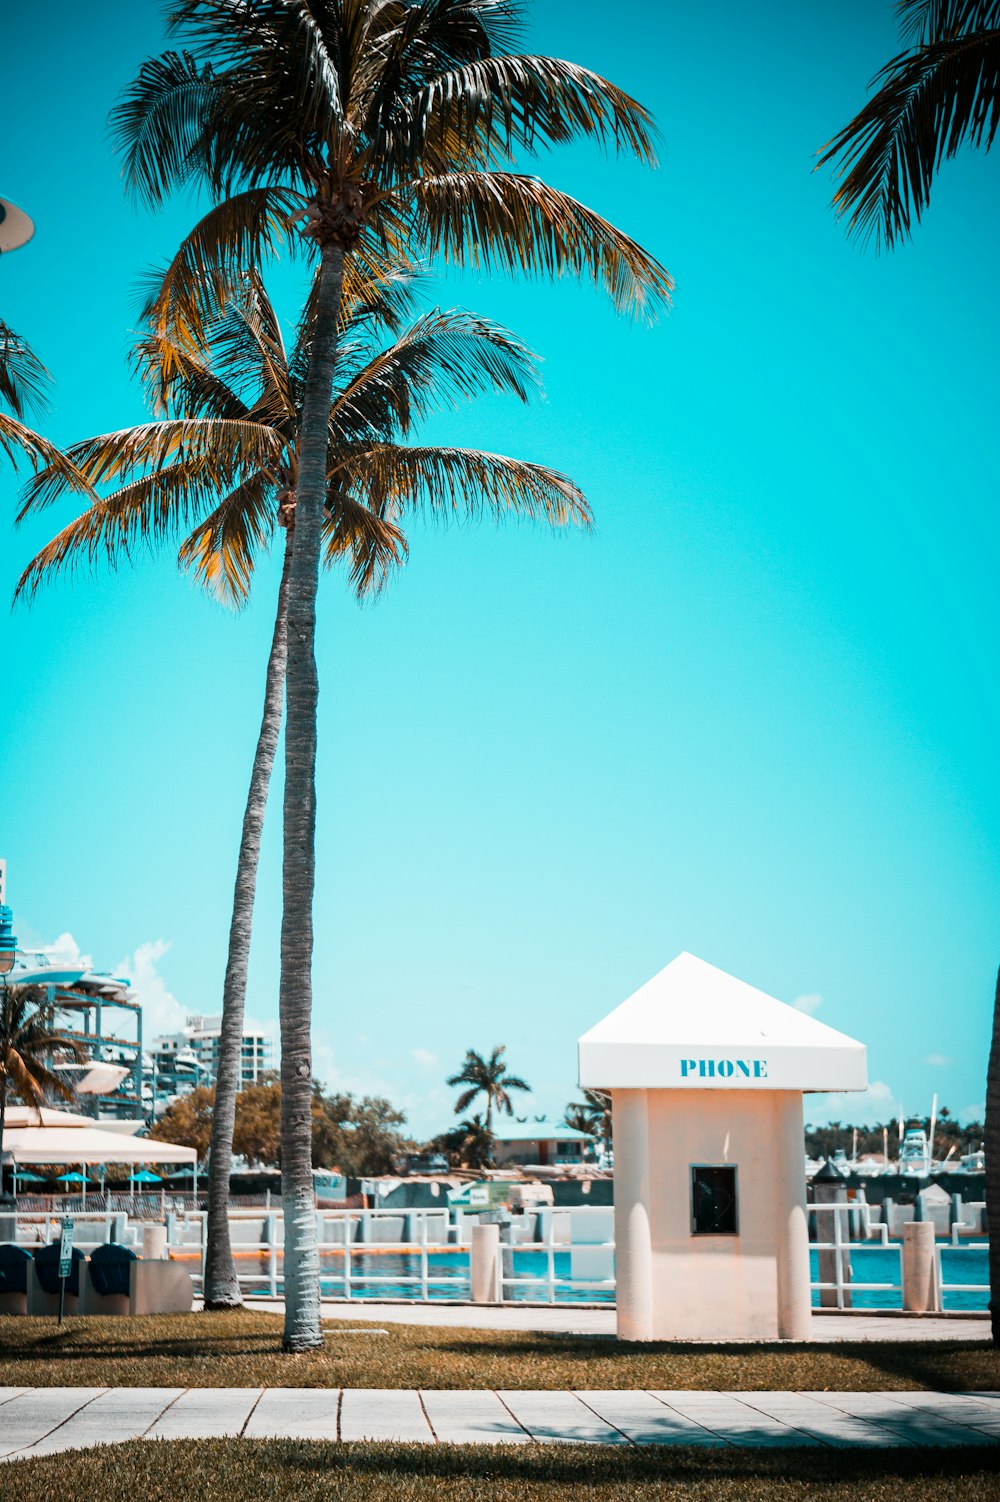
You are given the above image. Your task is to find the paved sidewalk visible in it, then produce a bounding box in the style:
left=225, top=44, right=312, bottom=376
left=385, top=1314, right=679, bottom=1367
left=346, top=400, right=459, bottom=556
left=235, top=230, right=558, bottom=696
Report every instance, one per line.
left=238, top=1299, right=992, bottom=1343
left=1, top=1386, right=997, bottom=1460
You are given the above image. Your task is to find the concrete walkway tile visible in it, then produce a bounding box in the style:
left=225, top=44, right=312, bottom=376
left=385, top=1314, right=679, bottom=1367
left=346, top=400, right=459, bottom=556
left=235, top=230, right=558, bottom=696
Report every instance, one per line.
left=581, top=1392, right=726, bottom=1446
left=499, top=1391, right=628, bottom=1445
left=340, top=1389, right=432, bottom=1443
left=877, top=1393, right=1000, bottom=1431
left=243, top=1388, right=339, bottom=1439
left=420, top=1390, right=527, bottom=1445
left=802, top=1394, right=989, bottom=1447
left=22, top=1389, right=185, bottom=1457
left=649, top=1393, right=821, bottom=1448
left=0, top=1388, right=106, bottom=1457
left=0, top=1391, right=29, bottom=1406
left=147, top=1389, right=262, bottom=1438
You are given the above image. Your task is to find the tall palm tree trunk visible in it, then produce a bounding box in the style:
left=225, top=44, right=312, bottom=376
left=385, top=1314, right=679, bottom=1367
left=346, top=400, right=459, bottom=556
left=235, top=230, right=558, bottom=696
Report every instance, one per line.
left=279, top=241, right=345, bottom=1351
left=203, top=530, right=293, bottom=1307
left=986, top=964, right=1000, bottom=1346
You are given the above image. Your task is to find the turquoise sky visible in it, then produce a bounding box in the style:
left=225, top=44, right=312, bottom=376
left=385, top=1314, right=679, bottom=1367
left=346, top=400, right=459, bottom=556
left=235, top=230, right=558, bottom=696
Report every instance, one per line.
left=2, top=1, right=997, bottom=1141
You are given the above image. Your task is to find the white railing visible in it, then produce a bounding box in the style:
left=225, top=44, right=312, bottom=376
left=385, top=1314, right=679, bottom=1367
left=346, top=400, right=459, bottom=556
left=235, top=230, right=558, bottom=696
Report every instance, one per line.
left=13, top=1201, right=989, bottom=1311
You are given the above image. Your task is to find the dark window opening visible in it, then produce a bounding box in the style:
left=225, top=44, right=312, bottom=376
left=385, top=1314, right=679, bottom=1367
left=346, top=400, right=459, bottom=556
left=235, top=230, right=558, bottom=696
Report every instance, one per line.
left=691, top=1165, right=738, bottom=1235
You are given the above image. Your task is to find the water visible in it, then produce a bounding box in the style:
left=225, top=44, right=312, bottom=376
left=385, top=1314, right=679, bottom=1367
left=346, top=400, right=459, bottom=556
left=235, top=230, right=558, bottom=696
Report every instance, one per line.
left=808, top=1244, right=989, bottom=1311
left=314, top=1248, right=613, bottom=1303
left=294, top=1243, right=988, bottom=1309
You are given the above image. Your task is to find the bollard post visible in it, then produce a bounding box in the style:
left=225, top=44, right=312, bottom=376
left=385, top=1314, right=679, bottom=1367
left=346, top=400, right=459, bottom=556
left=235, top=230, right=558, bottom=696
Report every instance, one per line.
left=264, top=1213, right=277, bottom=1296
left=110, top=1212, right=128, bottom=1245
left=142, top=1224, right=167, bottom=1260
left=901, top=1221, right=940, bottom=1312
left=470, top=1223, right=501, bottom=1303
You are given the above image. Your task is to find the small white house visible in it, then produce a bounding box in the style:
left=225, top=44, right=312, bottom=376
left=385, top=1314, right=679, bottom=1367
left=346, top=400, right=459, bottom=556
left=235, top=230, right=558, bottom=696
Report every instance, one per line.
left=492, top=1117, right=594, bottom=1167
left=578, top=952, right=866, bottom=1341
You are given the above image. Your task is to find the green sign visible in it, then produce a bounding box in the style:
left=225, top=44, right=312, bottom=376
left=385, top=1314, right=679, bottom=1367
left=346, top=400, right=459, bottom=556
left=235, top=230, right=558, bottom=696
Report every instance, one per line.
left=58, top=1216, right=75, bottom=1279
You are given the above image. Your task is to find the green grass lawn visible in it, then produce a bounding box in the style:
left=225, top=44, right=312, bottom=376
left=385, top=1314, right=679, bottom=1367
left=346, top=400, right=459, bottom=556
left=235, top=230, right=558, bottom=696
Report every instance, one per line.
left=0, top=1311, right=996, bottom=1390
left=7, top=1439, right=999, bottom=1502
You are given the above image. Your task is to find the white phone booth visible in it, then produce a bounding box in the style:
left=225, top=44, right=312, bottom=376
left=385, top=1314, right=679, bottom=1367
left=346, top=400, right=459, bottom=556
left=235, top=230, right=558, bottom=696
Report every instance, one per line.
left=578, top=952, right=866, bottom=1341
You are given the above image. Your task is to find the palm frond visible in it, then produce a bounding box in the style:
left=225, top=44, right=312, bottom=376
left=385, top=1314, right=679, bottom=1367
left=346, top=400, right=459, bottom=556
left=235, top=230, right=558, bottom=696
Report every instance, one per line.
left=330, top=307, right=539, bottom=442
left=13, top=461, right=228, bottom=602
left=342, top=442, right=590, bottom=529
left=139, top=187, right=306, bottom=353
left=20, top=417, right=282, bottom=503
left=4, top=1050, right=75, bottom=1107
left=110, top=49, right=220, bottom=207
left=452, top=1085, right=480, bottom=1116
left=133, top=327, right=252, bottom=422
left=410, top=171, right=672, bottom=320
left=208, top=271, right=294, bottom=421
left=0, top=321, right=51, bottom=418
left=898, top=2, right=1000, bottom=44
left=177, top=469, right=276, bottom=606
left=819, top=29, right=1000, bottom=247
left=322, top=483, right=408, bottom=597
left=0, top=413, right=92, bottom=482
left=388, top=55, right=659, bottom=175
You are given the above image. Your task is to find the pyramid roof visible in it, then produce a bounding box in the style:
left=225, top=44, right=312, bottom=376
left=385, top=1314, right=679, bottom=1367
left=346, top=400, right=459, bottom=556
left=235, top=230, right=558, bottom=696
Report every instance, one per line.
left=578, top=952, right=866, bottom=1092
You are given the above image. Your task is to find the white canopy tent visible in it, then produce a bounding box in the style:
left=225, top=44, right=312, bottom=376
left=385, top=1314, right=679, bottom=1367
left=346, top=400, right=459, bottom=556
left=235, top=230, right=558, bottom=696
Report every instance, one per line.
left=1, top=1105, right=198, bottom=1205
left=1, top=1127, right=197, bottom=1166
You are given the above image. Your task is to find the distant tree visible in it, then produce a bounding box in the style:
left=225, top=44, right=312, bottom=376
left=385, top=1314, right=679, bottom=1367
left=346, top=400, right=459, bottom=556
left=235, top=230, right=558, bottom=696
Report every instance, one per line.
left=433, top=1115, right=493, bottom=1172
left=150, top=1085, right=216, bottom=1161
left=0, top=984, right=84, bottom=1146
left=312, top=1086, right=408, bottom=1177
left=565, top=1088, right=612, bottom=1151
left=232, top=1079, right=283, bottom=1168
left=446, top=1046, right=530, bottom=1134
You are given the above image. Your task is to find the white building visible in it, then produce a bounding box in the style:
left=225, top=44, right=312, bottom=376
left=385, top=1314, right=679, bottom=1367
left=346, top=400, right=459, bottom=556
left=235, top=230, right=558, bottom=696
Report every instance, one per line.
left=152, top=1014, right=274, bottom=1095
left=492, top=1117, right=594, bottom=1168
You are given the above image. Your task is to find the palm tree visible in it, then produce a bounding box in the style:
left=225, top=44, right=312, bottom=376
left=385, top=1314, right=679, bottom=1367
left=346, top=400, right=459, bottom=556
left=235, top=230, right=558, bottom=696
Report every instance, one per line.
left=456, top=1114, right=492, bottom=1171
left=0, top=984, right=85, bottom=1150
left=565, top=1086, right=612, bottom=1151
left=447, top=1046, right=530, bottom=1141
left=113, top=0, right=670, bottom=1349
left=17, top=269, right=587, bottom=1307
left=818, top=1, right=1000, bottom=247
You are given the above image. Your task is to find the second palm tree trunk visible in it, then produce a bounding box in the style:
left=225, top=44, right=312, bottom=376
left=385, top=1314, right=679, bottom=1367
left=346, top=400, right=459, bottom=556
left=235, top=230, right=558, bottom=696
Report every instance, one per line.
left=279, top=241, right=345, bottom=1351
left=986, top=964, right=1000, bottom=1346
left=203, top=531, right=293, bottom=1307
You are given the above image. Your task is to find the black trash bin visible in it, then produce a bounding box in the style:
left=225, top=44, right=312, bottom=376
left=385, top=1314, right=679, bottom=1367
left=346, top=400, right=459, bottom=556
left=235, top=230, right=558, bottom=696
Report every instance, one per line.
left=0, top=1243, right=31, bottom=1295
left=33, top=1241, right=85, bottom=1296
left=88, top=1241, right=138, bottom=1298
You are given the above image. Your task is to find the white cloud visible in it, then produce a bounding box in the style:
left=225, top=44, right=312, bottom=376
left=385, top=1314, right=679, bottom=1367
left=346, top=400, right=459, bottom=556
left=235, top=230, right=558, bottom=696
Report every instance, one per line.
left=411, top=1048, right=439, bottom=1070
left=924, top=1053, right=953, bottom=1067
left=960, top=1102, right=985, bottom=1126
left=792, top=993, right=823, bottom=1015
left=40, top=931, right=94, bottom=971
left=114, top=938, right=186, bottom=1038
left=807, top=1079, right=901, bottom=1126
